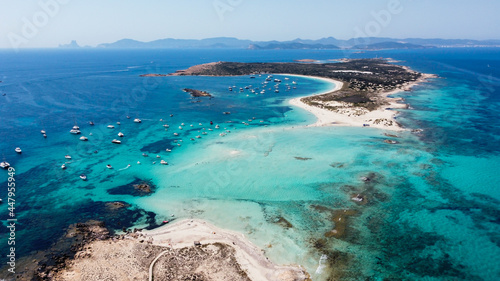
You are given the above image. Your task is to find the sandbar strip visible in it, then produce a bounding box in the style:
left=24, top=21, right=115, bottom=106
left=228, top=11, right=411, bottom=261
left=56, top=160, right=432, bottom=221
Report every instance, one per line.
left=143, top=219, right=309, bottom=281
left=287, top=73, right=433, bottom=131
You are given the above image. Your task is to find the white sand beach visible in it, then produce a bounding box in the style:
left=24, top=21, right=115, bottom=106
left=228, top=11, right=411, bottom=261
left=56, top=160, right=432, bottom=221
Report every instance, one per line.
left=143, top=219, right=308, bottom=281
left=288, top=73, right=434, bottom=131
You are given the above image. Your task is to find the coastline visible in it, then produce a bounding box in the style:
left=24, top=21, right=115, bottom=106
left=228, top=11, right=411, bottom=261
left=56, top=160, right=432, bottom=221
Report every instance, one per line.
left=54, top=219, right=309, bottom=281
left=287, top=73, right=435, bottom=131
left=143, top=219, right=309, bottom=281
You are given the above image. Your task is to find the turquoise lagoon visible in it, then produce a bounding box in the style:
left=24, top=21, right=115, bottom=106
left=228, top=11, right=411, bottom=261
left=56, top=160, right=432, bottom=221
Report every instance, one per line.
left=0, top=48, right=499, bottom=280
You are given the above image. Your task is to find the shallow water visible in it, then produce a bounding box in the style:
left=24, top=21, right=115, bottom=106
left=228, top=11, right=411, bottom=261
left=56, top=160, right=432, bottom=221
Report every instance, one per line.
left=0, top=48, right=499, bottom=280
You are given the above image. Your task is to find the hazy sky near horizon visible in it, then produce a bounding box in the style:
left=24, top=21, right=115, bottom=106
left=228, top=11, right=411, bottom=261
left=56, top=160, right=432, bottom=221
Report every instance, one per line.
left=1, top=0, right=499, bottom=48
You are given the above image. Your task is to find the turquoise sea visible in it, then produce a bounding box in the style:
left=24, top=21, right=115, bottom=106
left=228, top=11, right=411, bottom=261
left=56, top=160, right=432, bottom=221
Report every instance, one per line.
left=0, top=48, right=499, bottom=280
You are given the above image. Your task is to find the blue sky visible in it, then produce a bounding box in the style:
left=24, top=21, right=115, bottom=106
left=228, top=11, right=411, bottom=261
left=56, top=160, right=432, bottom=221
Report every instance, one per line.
left=1, top=0, right=499, bottom=48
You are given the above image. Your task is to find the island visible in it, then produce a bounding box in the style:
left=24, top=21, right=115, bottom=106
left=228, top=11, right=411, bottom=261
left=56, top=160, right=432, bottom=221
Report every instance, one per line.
left=183, top=88, right=213, bottom=97
left=157, top=59, right=435, bottom=130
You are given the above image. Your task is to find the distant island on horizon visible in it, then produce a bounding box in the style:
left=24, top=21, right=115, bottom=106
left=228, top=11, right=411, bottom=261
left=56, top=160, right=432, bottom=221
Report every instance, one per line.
left=60, top=36, right=500, bottom=50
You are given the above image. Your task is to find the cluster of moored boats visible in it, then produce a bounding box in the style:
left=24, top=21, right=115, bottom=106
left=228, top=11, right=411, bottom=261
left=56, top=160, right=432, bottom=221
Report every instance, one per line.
left=228, top=75, right=298, bottom=96
left=3, top=79, right=279, bottom=180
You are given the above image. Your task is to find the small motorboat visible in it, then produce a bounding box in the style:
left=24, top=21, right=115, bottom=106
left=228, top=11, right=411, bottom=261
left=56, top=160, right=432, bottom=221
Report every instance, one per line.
left=137, top=161, right=141, bottom=165
left=111, top=139, right=121, bottom=144
left=163, top=124, right=170, bottom=128
left=156, top=155, right=161, bottom=158
left=89, top=121, right=94, bottom=126
left=70, top=129, right=81, bottom=134
left=89, top=133, right=93, bottom=136
left=15, top=147, right=22, bottom=153
left=118, top=132, right=124, bottom=137
left=190, top=124, right=194, bottom=127
left=170, top=114, right=174, bottom=117
left=65, top=155, right=72, bottom=159
left=126, top=116, right=130, bottom=119
left=116, top=122, right=121, bottom=125
left=0, top=161, right=10, bottom=169
left=202, top=132, right=207, bottom=135
left=215, top=125, right=220, bottom=129
left=107, top=125, right=115, bottom=129
left=41, top=130, right=46, bottom=134
left=222, top=112, right=231, bottom=115
left=210, top=121, right=213, bottom=125
left=61, top=164, right=66, bottom=169
left=160, top=160, right=168, bottom=165
left=173, top=133, right=179, bottom=136
left=142, top=153, right=148, bottom=157
left=106, top=164, right=113, bottom=169
left=43, top=133, right=47, bottom=138
left=79, top=136, right=88, bottom=141
left=190, top=138, right=195, bottom=141
left=72, top=125, right=80, bottom=130
left=181, top=123, right=185, bottom=126
left=196, top=135, right=201, bottom=139
left=179, top=126, right=183, bottom=130
left=134, top=118, right=142, bottom=123
left=80, top=174, right=87, bottom=181
left=166, top=148, right=172, bottom=152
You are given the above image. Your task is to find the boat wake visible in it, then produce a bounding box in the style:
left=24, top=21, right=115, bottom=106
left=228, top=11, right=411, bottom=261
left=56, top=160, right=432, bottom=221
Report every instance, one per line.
left=118, top=164, right=131, bottom=171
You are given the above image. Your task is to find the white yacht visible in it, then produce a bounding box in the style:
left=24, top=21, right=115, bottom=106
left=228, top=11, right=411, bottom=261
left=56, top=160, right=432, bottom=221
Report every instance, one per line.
left=15, top=147, right=22, bottom=153
left=160, top=160, right=168, bottom=165
left=70, top=129, right=81, bottom=134
left=134, top=118, right=142, bottom=123
left=72, top=125, right=80, bottom=130
left=79, top=136, right=88, bottom=141
left=80, top=174, right=87, bottom=181
left=61, top=164, right=66, bottom=169
left=111, top=139, right=121, bottom=144
left=0, top=161, right=10, bottom=169
left=107, top=125, right=114, bottom=129
left=41, top=130, right=46, bottom=134
left=65, top=155, right=72, bottom=159
left=118, top=132, right=124, bottom=137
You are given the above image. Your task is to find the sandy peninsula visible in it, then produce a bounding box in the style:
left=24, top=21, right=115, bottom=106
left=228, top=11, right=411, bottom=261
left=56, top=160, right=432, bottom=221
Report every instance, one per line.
left=53, top=219, right=308, bottom=281
left=157, top=59, right=435, bottom=131
left=288, top=73, right=434, bottom=131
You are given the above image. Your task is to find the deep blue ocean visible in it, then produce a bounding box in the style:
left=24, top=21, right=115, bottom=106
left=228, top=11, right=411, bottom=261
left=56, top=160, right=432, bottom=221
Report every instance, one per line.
left=0, top=48, right=499, bottom=280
